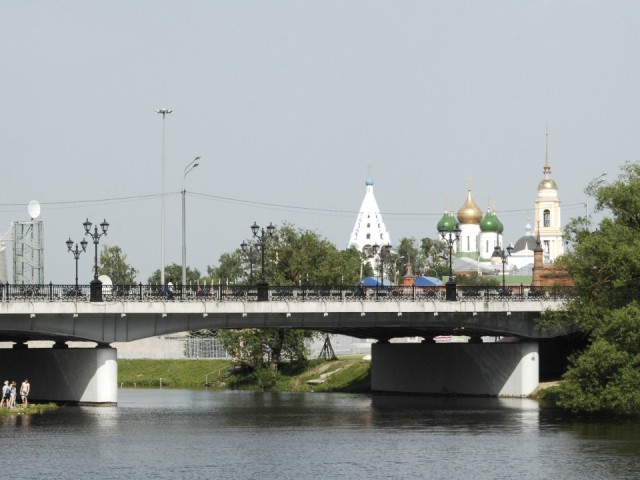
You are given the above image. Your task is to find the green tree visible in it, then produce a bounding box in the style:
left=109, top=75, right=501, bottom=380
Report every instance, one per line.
left=543, top=162, right=640, bottom=415
left=207, top=251, right=244, bottom=285
left=147, top=263, right=201, bottom=286
left=211, top=224, right=363, bottom=286
left=216, top=328, right=319, bottom=384
left=268, top=224, right=361, bottom=285
left=99, top=245, right=138, bottom=285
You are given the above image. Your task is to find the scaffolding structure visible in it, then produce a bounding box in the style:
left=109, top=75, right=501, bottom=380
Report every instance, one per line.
left=184, top=337, right=229, bottom=359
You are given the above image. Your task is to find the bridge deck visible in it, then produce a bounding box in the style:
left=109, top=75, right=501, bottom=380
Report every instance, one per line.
left=0, top=295, right=569, bottom=344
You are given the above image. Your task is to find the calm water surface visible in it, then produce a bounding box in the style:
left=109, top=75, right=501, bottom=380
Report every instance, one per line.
left=1, top=389, right=639, bottom=479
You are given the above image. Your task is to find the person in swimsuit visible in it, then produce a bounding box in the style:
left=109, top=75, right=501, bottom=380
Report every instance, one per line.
left=20, top=379, right=30, bottom=407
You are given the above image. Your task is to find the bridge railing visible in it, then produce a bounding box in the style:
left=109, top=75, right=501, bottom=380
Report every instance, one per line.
left=0, top=282, right=574, bottom=303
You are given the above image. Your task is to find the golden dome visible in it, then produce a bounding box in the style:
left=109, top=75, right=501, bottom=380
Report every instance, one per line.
left=538, top=178, right=558, bottom=191
left=457, top=188, right=482, bottom=224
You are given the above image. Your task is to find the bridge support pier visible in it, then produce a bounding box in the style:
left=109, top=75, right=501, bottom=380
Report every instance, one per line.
left=0, top=347, right=117, bottom=405
left=371, top=342, right=539, bottom=397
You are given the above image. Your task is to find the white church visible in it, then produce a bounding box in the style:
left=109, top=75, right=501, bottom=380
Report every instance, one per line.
left=347, top=140, right=564, bottom=280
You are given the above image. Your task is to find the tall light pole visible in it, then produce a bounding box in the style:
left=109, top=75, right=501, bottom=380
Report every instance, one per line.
left=83, top=218, right=109, bottom=302
left=394, top=256, right=405, bottom=285
left=156, top=107, right=172, bottom=286
left=66, top=237, right=88, bottom=292
left=182, top=155, right=201, bottom=288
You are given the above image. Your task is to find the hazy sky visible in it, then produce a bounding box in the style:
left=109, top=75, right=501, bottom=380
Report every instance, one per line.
left=1, top=1, right=638, bottom=283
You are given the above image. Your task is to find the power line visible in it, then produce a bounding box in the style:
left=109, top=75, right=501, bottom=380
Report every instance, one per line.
left=0, top=192, right=589, bottom=220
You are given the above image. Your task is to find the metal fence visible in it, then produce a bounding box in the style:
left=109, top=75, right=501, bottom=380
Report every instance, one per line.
left=0, top=282, right=574, bottom=303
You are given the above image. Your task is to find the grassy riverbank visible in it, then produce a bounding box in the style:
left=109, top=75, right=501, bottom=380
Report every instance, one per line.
left=0, top=403, right=58, bottom=416
left=118, top=356, right=371, bottom=392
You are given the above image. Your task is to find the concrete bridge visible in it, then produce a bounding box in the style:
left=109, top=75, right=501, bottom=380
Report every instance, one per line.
left=0, top=284, right=574, bottom=404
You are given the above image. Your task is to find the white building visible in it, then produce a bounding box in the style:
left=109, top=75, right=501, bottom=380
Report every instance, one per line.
left=348, top=177, right=391, bottom=252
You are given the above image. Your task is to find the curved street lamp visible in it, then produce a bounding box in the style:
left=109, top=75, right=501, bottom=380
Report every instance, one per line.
left=84, top=218, right=109, bottom=302
left=182, top=155, right=201, bottom=289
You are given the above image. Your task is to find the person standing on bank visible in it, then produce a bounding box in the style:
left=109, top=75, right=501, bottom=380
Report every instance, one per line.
left=1, top=381, right=10, bottom=408
left=20, top=379, right=30, bottom=407
left=9, top=381, right=16, bottom=408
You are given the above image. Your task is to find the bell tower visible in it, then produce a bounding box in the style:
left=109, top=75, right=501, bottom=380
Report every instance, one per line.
left=534, top=132, right=564, bottom=262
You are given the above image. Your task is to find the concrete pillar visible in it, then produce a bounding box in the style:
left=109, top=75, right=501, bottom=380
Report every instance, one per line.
left=0, top=347, right=117, bottom=405
left=371, top=342, right=539, bottom=397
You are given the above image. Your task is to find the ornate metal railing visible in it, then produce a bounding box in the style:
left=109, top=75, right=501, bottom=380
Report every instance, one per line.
left=0, top=282, right=574, bottom=303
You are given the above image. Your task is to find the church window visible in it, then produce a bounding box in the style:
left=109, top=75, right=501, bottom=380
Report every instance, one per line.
left=380, top=233, right=383, bottom=239
left=367, top=223, right=370, bottom=228
left=543, top=210, right=551, bottom=227
left=544, top=240, right=550, bottom=254
left=466, top=236, right=470, bottom=251
left=366, top=233, right=371, bottom=240
left=486, top=240, right=489, bottom=254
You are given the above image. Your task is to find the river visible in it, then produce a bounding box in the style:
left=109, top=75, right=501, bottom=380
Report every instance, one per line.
left=1, top=389, right=639, bottom=479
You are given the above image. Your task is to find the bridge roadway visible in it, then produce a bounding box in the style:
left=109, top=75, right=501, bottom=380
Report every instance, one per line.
left=0, top=296, right=568, bottom=345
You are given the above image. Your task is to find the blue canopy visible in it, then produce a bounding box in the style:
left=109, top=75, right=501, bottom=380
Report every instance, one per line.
left=414, top=276, right=443, bottom=286
left=360, top=276, right=393, bottom=287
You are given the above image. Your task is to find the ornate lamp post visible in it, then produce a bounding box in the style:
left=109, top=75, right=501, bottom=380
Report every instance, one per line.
left=240, top=241, right=255, bottom=283
left=66, top=237, right=88, bottom=293
left=83, top=218, right=109, bottom=302
left=250, top=221, right=276, bottom=301
left=492, top=243, right=514, bottom=292
left=182, top=155, right=201, bottom=288
left=437, top=216, right=461, bottom=301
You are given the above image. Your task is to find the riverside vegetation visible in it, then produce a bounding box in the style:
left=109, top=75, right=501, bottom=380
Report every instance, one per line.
left=118, top=356, right=371, bottom=393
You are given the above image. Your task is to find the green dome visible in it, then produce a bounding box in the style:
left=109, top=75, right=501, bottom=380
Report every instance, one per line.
left=480, top=209, right=504, bottom=234
left=495, top=213, right=504, bottom=234
left=437, top=211, right=458, bottom=232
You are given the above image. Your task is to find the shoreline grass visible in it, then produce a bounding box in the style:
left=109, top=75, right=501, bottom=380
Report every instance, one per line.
left=0, top=402, right=58, bottom=416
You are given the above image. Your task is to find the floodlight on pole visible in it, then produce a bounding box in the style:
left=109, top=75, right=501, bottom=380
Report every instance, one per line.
left=156, top=107, right=172, bottom=287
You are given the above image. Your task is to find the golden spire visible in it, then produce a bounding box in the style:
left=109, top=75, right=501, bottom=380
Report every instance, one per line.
left=538, top=129, right=557, bottom=191
left=544, top=128, right=551, bottom=175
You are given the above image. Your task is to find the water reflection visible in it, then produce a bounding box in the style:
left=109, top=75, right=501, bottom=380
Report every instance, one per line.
left=371, top=394, right=541, bottom=432
left=1, top=389, right=639, bottom=480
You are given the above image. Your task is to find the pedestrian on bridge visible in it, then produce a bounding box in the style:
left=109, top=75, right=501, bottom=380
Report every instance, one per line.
left=165, top=281, right=174, bottom=301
